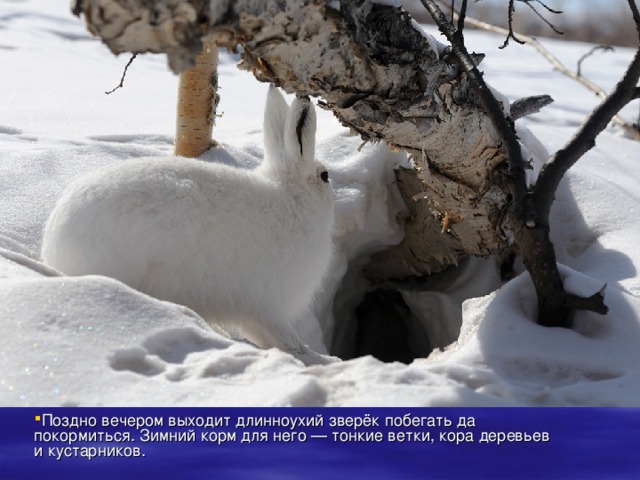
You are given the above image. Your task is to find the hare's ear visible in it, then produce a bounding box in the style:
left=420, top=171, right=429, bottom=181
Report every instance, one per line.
left=284, top=95, right=316, bottom=164
left=263, top=85, right=289, bottom=162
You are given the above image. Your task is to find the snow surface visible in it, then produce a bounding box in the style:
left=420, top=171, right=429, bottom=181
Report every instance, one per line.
left=1, top=0, right=640, bottom=406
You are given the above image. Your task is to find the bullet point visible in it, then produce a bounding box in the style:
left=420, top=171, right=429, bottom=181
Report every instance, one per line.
left=35, top=415, right=41, bottom=421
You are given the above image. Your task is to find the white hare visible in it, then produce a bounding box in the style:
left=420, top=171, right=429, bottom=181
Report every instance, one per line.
left=41, top=86, right=335, bottom=365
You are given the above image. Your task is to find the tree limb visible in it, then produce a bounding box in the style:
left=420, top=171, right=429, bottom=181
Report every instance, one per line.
left=422, top=0, right=615, bottom=324
left=501, top=0, right=526, bottom=48
left=533, top=0, right=640, bottom=225
left=105, top=53, right=138, bottom=95
left=565, top=288, right=608, bottom=315
left=534, top=46, right=640, bottom=221
left=577, top=45, right=614, bottom=77
left=470, top=0, right=640, bottom=320
left=462, top=14, right=640, bottom=141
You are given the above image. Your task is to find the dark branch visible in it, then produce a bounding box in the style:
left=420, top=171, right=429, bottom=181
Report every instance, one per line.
left=518, top=0, right=564, bottom=35
left=501, top=0, right=563, bottom=48
left=105, top=53, right=138, bottom=95
left=461, top=14, right=640, bottom=140
left=577, top=45, right=614, bottom=77
left=519, top=0, right=562, bottom=14
left=565, top=288, right=609, bottom=315
left=534, top=8, right=640, bottom=220
left=455, top=0, right=467, bottom=40
left=501, top=0, right=525, bottom=48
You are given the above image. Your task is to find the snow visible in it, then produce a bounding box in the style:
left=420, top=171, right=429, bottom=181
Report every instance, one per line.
left=2, top=0, right=640, bottom=406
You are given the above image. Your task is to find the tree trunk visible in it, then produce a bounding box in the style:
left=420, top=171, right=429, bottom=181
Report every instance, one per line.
left=73, top=0, right=518, bottom=279
left=175, top=40, right=219, bottom=157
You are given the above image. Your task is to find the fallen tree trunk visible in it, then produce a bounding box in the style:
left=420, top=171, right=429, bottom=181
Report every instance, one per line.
left=72, top=0, right=521, bottom=280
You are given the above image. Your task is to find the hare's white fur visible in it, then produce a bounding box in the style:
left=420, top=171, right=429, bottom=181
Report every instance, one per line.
left=41, top=87, right=335, bottom=364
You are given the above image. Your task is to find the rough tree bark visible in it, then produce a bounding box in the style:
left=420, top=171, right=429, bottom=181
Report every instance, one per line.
left=71, top=0, right=525, bottom=280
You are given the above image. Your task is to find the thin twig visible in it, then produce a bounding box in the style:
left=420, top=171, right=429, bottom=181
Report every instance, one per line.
left=518, top=0, right=564, bottom=35
left=518, top=0, right=563, bottom=14
left=462, top=15, right=640, bottom=140
left=501, top=0, right=525, bottom=48
left=105, top=53, right=138, bottom=95
left=577, top=45, right=614, bottom=77
left=500, top=0, right=563, bottom=48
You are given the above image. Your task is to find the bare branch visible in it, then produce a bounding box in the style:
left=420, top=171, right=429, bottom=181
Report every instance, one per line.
left=500, top=0, right=562, bottom=49
left=577, top=45, right=614, bottom=77
left=534, top=0, right=640, bottom=220
left=518, top=0, right=564, bottom=36
left=105, top=54, right=138, bottom=95
left=501, top=0, right=526, bottom=48
left=456, top=0, right=467, bottom=37
left=565, top=290, right=608, bottom=315
left=463, top=15, right=640, bottom=140
left=519, top=0, right=562, bottom=14
left=535, top=47, right=640, bottom=221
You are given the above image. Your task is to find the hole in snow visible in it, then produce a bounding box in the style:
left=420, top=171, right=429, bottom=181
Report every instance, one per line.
left=329, top=286, right=436, bottom=364
left=329, top=257, right=496, bottom=363
left=354, top=289, right=430, bottom=364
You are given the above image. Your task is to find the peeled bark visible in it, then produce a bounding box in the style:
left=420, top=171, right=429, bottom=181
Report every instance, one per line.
left=72, top=0, right=517, bottom=279
left=175, top=40, right=219, bottom=157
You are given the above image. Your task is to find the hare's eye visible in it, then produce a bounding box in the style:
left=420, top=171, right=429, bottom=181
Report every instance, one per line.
left=320, top=171, right=329, bottom=183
